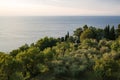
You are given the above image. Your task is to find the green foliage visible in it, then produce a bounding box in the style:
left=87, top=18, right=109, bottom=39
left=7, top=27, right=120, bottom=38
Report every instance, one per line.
left=80, top=29, right=95, bottom=42
left=94, top=57, right=120, bottom=80
left=43, top=48, right=55, bottom=60
left=116, top=24, right=120, bottom=37
left=10, top=49, right=20, bottom=57
left=16, top=47, right=44, bottom=79
left=19, top=44, right=29, bottom=51
left=10, top=44, right=29, bottom=57
left=1, top=25, right=120, bottom=80
left=36, top=37, right=57, bottom=51
left=83, top=25, right=88, bottom=31
left=104, top=25, right=116, bottom=40
left=110, top=26, right=116, bottom=40
left=74, top=27, right=83, bottom=38
left=65, top=32, right=69, bottom=41
left=67, top=36, right=75, bottom=43
left=0, top=53, right=23, bottom=80
left=95, top=28, right=104, bottom=40
left=10, top=72, right=24, bottom=80
left=104, top=25, right=110, bottom=39
left=111, top=40, right=120, bottom=51
left=74, top=27, right=83, bottom=43
left=80, top=39, right=98, bottom=49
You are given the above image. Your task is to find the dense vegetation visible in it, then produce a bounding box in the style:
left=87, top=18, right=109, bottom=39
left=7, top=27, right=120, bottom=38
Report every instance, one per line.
left=0, top=24, right=120, bottom=80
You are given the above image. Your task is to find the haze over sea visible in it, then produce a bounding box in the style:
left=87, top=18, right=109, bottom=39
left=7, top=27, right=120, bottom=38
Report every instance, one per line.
left=0, top=16, right=120, bottom=52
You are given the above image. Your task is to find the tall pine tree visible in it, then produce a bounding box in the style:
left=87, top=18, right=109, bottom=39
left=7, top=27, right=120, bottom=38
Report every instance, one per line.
left=116, top=24, right=120, bottom=37
left=104, top=25, right=110, bottom=39
left=110, top=26, right=116, bottom=40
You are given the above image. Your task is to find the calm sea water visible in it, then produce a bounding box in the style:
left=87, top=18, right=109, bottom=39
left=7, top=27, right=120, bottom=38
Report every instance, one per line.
left=0, top=16, right=120, bottom=52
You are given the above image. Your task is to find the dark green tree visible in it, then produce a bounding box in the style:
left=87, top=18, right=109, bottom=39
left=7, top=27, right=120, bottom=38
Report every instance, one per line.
left=36, top=37, right=57, bottom=51
left=109, top=26, right=116, bottom=40
left=19, top=44, right=29, bottom=51
left=116, top=24, right=120, bottom=37
left=96, top=28, right=104, bottom=41
left=83, top=25, right=88, bottom=31
left=60, top=37, right=65, bottom=42
left=104, top=25, right=110, bottom=39
left=65, top=31, right=70, bottom=41
left=74, top=27, right=83, bottom=42
left=10, top=49, right=20, bottom=57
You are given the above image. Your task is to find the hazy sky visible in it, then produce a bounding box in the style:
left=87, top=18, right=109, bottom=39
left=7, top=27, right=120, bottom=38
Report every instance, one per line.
left=0, top=0, right=120, bottom=16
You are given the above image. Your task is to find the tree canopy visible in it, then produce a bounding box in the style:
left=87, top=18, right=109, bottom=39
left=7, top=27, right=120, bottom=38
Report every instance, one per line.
left=0, top=24, right=120, bottom=80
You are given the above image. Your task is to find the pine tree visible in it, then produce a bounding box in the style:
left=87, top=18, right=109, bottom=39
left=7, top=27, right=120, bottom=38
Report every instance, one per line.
left=65, top=31, right=69, bottom=41
left=116, top=24, right=120, bottom=37
left=104, top=25, right=110, bottom=39
left=110, top=26, right=116, bottom=40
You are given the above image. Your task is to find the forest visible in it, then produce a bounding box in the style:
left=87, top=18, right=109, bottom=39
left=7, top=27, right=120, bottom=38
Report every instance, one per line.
left=0, top=24, right=120, bottom=80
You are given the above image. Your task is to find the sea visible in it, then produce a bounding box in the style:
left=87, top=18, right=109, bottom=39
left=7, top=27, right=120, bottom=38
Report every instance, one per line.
left=0, top=16, right=120, bottom=52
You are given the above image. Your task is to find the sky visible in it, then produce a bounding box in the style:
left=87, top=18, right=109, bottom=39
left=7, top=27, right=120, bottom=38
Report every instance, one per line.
left=0, top=0, right=120, bottom=16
